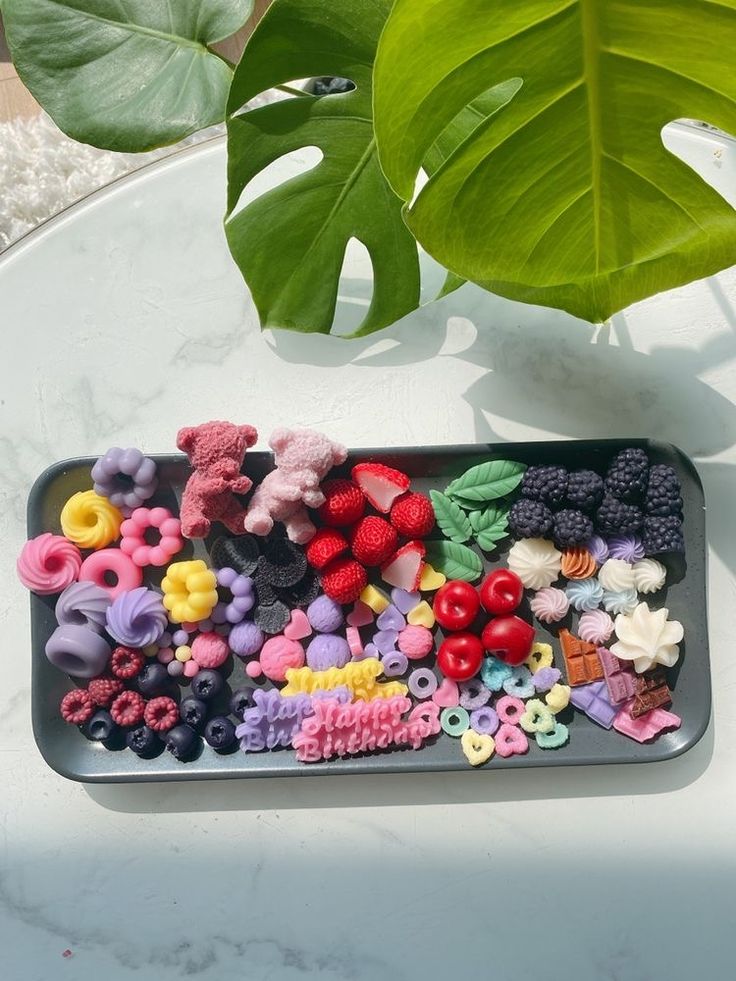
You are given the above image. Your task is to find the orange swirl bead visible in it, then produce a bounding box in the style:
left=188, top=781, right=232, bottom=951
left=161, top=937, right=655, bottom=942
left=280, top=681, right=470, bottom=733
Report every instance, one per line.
left=560, top=547, right=597, bottom=580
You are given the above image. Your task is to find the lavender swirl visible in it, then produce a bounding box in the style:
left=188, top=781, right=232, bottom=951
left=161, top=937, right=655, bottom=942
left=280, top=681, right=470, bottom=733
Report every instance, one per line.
left=607, top=535, right=645, bottom=563
left=106, top=587, right=167, bottom=647
left=55, top=581, right=111, bottom=633
left=584, top=535, right=609, bottom=565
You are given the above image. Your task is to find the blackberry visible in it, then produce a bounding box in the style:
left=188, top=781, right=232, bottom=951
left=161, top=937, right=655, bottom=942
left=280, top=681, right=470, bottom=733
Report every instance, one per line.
left=643, top=516, right=685, bottom=555
left=644, top=465, right=683, bottom=517
left=552, top=509, right=594, bottom=548
left=596, top=495, right=643, bottom=535
left=508, top=499, right=554, bottom=538
left=520, top=465, right=568, bottom=506
left=565, top=469, right=603, bottom=510
left=604, top=448, right=649, bottom=501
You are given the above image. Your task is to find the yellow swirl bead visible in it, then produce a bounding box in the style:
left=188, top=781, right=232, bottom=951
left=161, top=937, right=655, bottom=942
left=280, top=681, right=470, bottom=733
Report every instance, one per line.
left=60, top=490, right=123, bottom=550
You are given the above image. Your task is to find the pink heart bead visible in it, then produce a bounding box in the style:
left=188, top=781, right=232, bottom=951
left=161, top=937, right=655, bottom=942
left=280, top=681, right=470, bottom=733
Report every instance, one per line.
left=284, top=608, right=312, bottom=641
left=347, top=601, right=374, bottom=627
left=432, top=678, right=460, bottom=708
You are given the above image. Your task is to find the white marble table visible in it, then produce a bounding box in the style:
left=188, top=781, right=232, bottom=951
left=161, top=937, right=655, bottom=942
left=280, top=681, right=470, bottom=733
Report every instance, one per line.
left=2, top=127, right=735, bottom=980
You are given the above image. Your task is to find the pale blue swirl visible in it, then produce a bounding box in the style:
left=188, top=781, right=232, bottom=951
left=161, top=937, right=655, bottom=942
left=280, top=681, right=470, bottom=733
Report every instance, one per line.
left=602, top=588, right=639, bottom=615
left=565, top=577, right=604, bottom=612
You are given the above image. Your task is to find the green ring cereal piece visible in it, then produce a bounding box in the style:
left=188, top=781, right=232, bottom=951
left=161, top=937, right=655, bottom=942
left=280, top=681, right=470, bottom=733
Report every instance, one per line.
left=519, top=698, right=556, bottom=734
left=536, top=721, right=570, bottom=750
left=440, top=706, right=470, bottom=737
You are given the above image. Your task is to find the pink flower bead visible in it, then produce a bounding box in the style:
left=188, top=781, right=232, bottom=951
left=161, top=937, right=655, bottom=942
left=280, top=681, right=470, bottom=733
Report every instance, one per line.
left=120, top=507, right=183, bottom=568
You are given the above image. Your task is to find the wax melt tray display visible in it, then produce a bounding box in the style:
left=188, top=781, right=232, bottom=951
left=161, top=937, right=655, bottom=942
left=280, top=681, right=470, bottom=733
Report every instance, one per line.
left=27, top=440, right=708, bottom=783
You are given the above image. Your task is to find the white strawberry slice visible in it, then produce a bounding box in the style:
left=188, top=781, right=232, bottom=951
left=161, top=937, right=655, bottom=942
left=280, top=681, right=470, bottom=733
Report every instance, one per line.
left=380, top=541, right=426, bottom=591
left=351, top=462, right=410, bottom=513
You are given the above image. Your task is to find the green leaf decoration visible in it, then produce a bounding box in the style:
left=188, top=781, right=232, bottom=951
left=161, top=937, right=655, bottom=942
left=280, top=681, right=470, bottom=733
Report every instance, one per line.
left=470, top=506, right=510, bottom=550
left=445, top=460, right=526, bottom=503
left=225, top=0, right=420, bottom=336
left=425, top=540, right=483, bottom=583
left=374, top=0, right=736, bottom=323
left=2, top=0, right=251, bottom=152
left=429, top=490, right=473, bottom=544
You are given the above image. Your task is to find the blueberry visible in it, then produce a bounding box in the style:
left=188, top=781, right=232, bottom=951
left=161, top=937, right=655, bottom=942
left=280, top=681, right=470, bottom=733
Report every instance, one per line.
left=84, top=709, right=117, bottom=742
left=126, top=725, right=160, bottom=756
left=179, top=696, right=208, bottom=729
left=137, top=662, right=170, bottom=697
left=165, top=724, right=199, bottom=760
left=229, top=688, right=255, bottom=719
left=204, top=716, right=237, bottom=750
left=190, top=669, right=225, bottom=701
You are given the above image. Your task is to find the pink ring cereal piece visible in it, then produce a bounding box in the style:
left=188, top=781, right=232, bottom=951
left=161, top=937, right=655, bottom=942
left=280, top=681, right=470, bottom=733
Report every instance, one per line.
left=190, top=631, right=229, bottom=669
left=246, top=659, right=263, bottom=679
left=397, top=624, right=434, bottom=660
left=495, top=695, right=525, bottom=725
left=346, top=626, right=364, bottom=658
left=120, top=507, right=184, bottom=568
left=259, top=636, right=305, bottom=682
left=78, top=549, right=143, bottom=599
left=494, top=723, right=529, bottom=757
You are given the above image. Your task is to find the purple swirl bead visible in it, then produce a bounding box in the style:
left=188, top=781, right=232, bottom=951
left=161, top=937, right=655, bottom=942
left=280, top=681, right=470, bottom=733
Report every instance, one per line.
left=585, top=535, right=609, bottom=565
left=607, top=535, right=645, bottom=563
left=105, top=587, right=167, bottom=647
left=91, top=447, right=158, bottom=512
left=55, top=581, right=111, bottom=633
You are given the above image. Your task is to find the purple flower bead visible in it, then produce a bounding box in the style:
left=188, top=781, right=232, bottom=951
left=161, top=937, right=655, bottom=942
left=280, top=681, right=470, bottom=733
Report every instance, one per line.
left=105, top=587, right=167, bottom=647
left=91, top=447, right=158, bottom=511
left=306, top=634, right=350, bottom=671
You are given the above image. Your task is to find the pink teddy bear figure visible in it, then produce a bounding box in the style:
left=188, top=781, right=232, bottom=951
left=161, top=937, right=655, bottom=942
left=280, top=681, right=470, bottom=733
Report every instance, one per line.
left=177, top=421, right=258, bottom=539
left=244, top=428, right=347, bottom=544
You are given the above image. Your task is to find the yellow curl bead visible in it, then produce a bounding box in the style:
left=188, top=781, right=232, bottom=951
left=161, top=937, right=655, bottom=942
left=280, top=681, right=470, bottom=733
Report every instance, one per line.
left=281, top=658, right=407, bottom=701
left=175, top=645, right=192, bottom=662
left=60, top=490, right=123, bottom=550
left=360, top=585, right=390, bottom=614
left=546, top=683, right=571, bottom=714
left=161, top=559, right=218, bottom=623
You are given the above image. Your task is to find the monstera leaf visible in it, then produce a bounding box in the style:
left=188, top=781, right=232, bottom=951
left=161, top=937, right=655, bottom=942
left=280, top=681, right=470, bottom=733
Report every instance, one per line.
left=2, top=0, right=251, bottom=151
left=374, top=0, right=736, bottom=322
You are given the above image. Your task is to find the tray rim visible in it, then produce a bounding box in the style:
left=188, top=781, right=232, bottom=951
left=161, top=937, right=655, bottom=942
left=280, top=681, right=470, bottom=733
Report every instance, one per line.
left=27, top=438, right=710, bottom=783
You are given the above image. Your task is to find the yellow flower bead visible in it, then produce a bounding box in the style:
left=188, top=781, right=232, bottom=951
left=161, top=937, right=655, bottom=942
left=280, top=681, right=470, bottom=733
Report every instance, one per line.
left=161, top=559, right=218, bottom=623
left=175, top=645, right=192, bottom=662
left=60, top=490, right=123, bottom=550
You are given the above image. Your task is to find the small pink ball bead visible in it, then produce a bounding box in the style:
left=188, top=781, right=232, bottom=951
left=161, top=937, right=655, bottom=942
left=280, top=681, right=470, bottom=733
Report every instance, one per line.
left=157, top=647, right=174, bottom=664
left=246, top=659, right=263, bottom=679
left=183, top=660, right=199, bottom=678
left=398, top=625, right=434, bottom=660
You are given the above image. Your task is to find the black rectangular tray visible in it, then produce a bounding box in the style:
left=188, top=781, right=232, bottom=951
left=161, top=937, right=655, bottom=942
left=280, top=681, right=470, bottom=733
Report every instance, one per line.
left=28, top=439, right=709, bottom=782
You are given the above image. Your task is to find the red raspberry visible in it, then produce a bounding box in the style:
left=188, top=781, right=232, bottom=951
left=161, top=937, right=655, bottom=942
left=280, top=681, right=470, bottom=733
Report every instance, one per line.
left=144, top=696, right=179, bottom=732
left=350, top=516, right=398, bottom=566
left=320, top=557, right=368, bottom=604
left=110, top=645, right=145, bottom=680
left=60, top=689, right=95, bottom=725
left=87, top=676, right=125, bottom=707
left=318, top=479, right=365, bottom=527
left=110, top=690, right=146, bottom=727
left=390, top=492, right=435, bottom=538
left=305, top=527, right=349, bottom=569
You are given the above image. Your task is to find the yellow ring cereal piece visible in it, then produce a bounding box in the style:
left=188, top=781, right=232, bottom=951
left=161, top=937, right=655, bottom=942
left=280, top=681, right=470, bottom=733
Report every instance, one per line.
left=545, top=683, right=571, bottom=714
left=60, top=490, right=123, bottom=550
left=360, top=584, right=390, bottom=614
left=407, top=600, right=435, bottom=628
left=526, top=642, right=554, bottom=674
left=519, top=698, right=556, bottom=734
left=161, top=559, right=218, bottom=623
left=461, top=729, right=495, bottom=766
left=419, top=563, right=446, bottom=591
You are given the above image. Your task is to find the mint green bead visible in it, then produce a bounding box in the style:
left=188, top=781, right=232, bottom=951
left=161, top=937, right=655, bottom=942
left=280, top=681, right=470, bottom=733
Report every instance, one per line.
left=440, top=706, right=470, bottom=737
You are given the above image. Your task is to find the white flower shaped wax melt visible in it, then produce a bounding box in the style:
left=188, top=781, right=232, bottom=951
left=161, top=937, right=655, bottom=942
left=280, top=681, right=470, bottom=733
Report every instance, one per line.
left=611, top=602, right=684, bottom=674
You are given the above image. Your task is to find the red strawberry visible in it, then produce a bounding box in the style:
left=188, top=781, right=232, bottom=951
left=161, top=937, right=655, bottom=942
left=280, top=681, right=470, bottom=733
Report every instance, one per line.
left=350, top=516, right=398, bottom=567
left=318, top=479, right=366, bottom=526
left=351, top=463, right=410, bottom=513
left=320, top=557, right=368, bottom=604
left=380, top=540, right=426, bottom=591
left=390, top=492, right=435, bottom=537
left=305, top=527, right=349, bottom=569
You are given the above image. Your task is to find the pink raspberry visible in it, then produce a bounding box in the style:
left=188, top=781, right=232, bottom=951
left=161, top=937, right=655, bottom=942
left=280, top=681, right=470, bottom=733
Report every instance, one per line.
left=60, top=689, right=95, bottom=725
left=110, top=690, right=146, bottom=727
left=87, top=676, right=125, bottom=707
left=144, top=696, right=179, bottom=732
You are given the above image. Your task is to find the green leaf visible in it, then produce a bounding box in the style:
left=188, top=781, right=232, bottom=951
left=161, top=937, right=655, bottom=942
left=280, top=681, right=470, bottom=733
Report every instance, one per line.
left=374, top=0, right=736, bottom=323
left=425, top=541, right=483, bottom=583
left=224, top=0, right=420, bottom=336
left=429, top=490, right=473, bottom=544
left=470, top=506, right=510, bottom=550
left=445, top=460, right=526, bottom=503
left=2, top=0, right=251, bottom=152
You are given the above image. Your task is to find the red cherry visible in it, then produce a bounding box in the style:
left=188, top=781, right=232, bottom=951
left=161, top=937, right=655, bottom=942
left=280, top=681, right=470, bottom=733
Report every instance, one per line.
left=436, top=633, right=484, bottom=681
left=432, top=580, right=481, bottom=631
left=480, top=615, right=535, bottom=666
left=479, top=568, right=524, bottom=615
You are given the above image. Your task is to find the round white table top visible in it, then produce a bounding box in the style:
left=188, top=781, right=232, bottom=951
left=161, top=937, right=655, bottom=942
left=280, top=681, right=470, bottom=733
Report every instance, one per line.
left=2, top=127, right=735, bottom=980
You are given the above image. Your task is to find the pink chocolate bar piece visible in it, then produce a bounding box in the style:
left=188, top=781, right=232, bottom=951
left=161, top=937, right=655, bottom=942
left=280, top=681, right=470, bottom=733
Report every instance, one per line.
left=613, top=701, right=682, bottom=743
left=598, top=646, right=636, bottom=704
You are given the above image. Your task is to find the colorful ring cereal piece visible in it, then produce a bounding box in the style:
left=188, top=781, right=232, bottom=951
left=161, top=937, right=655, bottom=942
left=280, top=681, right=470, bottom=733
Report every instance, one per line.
left=55, top=581, right=111, bottom=633
left=382, top=651, right=409, bottom=677
left=17, top=533, right=82, bottom=594
left=494, top=723, right=529, bottom=758
left=532, top=666, right=562, bottom=693
left=79, top=548, right=143, bottom=599
left=60, top=490, right=123, bottom=550
left=45, top=624, right=111, bottom=679
left=480, top=656, right=513, bottom=692
left=440, top=706, right=470, bottom=737
left=496, top=695, right=525, bottom=726
left=144, top=696, right=179, bottom=732
left=536, top=720, right=569, bottom=749
left=91, top=447, right=158, bottom=512
left=106, top=587, right=168, bottom=647
left=545, top=683, right=571, bottom=714
left=60, top=688, right=96, bottom=725
left=459, top=679, right=491, bottom=710
left=519, top=698, right=556, bottom=734
left=161, top=560, right=218, bottom=623
left=120, top=507, right=183, bottom=568
left=526, top=642, right=554, bottom=674
left=461, top=729, right=495, bottom=766
left=408, top=668, right=438, bottom=699
left=469, top=706, right=499, bottom=736
left=502, top=665, right=535, bottom=699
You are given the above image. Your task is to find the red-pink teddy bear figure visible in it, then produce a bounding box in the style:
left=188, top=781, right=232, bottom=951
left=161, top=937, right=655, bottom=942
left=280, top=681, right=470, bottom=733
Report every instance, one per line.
left=244, top=428, right=347, bottom=544
left=177, top=421, right=258, bottom=539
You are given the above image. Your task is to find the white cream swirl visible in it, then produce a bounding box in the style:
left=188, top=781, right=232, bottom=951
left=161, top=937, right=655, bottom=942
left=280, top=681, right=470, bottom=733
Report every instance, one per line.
left=632, top=558, right=667, bottom=595
left=507, top=538, right=561, bottom=590
left=598, top=558, right=636, bottom=592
